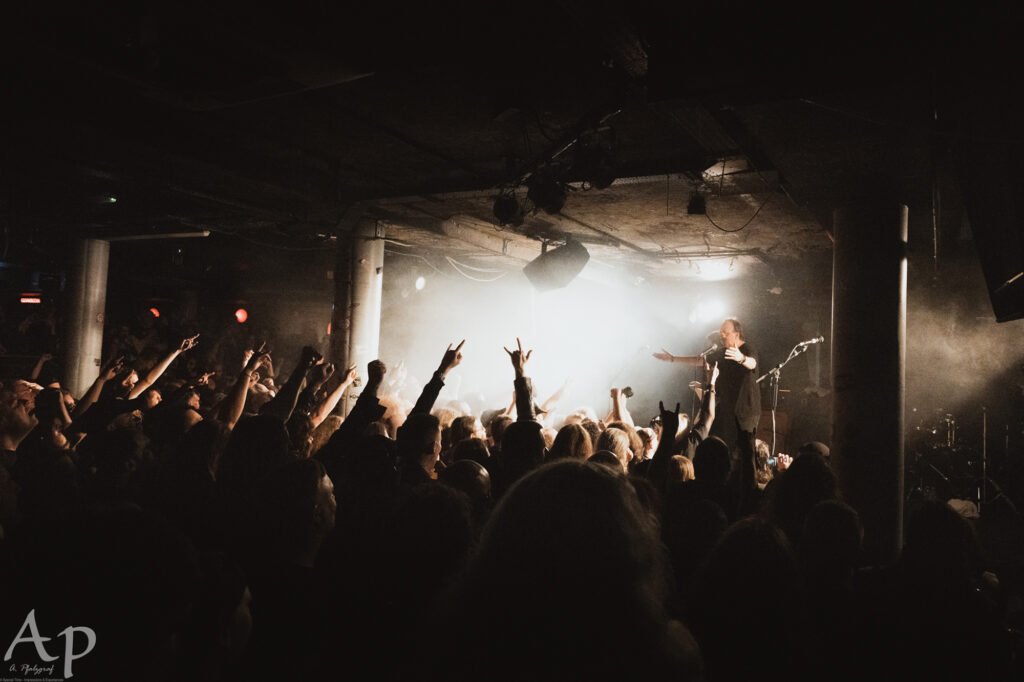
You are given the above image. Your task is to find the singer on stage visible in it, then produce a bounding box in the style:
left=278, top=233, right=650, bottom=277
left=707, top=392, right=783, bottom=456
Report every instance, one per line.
left=653, top=317, right=760, bottom=449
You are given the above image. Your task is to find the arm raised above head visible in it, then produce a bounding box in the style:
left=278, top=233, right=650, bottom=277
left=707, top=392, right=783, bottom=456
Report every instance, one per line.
left=129, top=335, right=198, bottom=399
left=504, top=338, right=536, bottom=422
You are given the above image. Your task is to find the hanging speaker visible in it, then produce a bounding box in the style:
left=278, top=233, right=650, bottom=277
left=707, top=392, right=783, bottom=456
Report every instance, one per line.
left=523, top=239, right=590, bottom=291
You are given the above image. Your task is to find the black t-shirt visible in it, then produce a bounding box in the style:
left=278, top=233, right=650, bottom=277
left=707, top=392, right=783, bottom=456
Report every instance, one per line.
left=709, top=341, right=761, bottom=431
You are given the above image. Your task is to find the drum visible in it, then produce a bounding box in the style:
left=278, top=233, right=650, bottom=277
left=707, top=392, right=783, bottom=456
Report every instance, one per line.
left=909, top=408, right=957, bottom=449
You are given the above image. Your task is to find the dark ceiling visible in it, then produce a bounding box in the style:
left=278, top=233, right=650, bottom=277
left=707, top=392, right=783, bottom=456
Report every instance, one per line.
left=1, top=2, right=1020, bottom=295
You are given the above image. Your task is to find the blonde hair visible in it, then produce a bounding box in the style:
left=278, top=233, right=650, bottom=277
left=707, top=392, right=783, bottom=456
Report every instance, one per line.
left=670, top=455, right=694, bottom=483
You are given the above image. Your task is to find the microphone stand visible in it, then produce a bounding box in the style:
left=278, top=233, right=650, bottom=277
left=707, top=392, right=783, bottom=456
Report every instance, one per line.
left=756, top=343, right=810, bottom=457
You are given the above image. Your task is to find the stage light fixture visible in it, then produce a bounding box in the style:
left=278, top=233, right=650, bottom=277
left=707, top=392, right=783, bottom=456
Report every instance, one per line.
left=235, top=308, right=248, bottom=323
left=415, top=276, right=426, bottom=291
left=687, top=191, right=706, bottom=215
left=149, top=307, right=160, bottom=318
left=526, top=171, right=567, bottom=215
left=493, top=193, right=524, bottom=227
left=523, top=238, right=590, bottom=291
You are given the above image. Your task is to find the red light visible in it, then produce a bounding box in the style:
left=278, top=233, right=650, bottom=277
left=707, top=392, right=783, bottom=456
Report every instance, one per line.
left=20, top=296, right=41, bottom=304
left=327, top=322, right=332, bottom=335
left=235, top=308, right=248, bottom=323
left=149, top=307, right=160, bottom=318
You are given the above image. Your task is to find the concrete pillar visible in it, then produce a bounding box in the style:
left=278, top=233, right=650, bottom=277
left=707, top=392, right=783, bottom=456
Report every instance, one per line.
left=831, top=203, right=907, bottom=564
left=65, top=239, right=110, bottom=397
left=331, top=219, right=384, bottom=415
left=329, top=236, right=353, bottom=387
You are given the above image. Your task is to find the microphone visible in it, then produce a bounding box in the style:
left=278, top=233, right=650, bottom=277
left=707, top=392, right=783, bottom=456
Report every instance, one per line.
left=699, top=343, right=719, bottom=356
left=798, top=336, right=825, bottom=346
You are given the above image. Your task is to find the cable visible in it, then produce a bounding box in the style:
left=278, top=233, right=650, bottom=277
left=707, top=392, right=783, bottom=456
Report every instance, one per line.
left=703, top=194, right=771, bottom=233
left=444, top=256, right=505, bottom=273
left=445, top=257, right=508, bottom=283
left=383, top=248, right=449, bottom=277
left=385, top=247, right=507, bottom=282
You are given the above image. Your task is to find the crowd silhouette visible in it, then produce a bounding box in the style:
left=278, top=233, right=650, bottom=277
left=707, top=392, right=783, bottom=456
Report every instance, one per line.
left=0, top=311, right=1020, bottom=681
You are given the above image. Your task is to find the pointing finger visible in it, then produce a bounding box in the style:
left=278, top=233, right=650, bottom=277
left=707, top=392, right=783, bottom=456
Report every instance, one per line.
left=455, top=339, right=465, bottom=351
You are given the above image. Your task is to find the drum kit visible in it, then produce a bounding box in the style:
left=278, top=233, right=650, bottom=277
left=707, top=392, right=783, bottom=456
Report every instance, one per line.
left=906, top=407, right=985, bottom=504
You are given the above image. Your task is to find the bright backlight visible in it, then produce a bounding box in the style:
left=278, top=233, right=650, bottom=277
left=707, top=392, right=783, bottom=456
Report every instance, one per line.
left=696, top=259, right=735, bottom=281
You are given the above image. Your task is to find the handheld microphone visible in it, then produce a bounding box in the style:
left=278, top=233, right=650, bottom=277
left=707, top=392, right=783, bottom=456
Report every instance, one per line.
left=798, top=336, right=825, bottom=346
left=699, top=343, right=718, bottom=356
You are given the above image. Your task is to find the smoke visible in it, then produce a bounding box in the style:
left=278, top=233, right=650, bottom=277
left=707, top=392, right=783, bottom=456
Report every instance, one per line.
left=378, top=257, right=724, bottom=424
left=905, top=291, right=1024, bottom=425
left=374, top=246, right=1024, bottom=446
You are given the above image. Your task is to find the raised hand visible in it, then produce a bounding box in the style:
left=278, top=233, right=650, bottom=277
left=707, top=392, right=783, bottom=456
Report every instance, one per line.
left=438, top=340, right=465, bottom=376
left=310, top=362, right=335, bottom=385
left=299, top=346, right=324, bottom=370
left=179, top=334, right=200, bottom=353
left=658, top=400, right=681, bottom=441
left=704, top=360, right=720, bottom=387
left=197, top=371, right=216, bottom=386
left=503, top=337, right=532, bottom=378
left=101, top=356, right=125, bottom=381
left=339, top=364, right=358, bottom=385
left=367, top=359, right=387, bottom=385
left=724, top=347, right=744, bottom=364
left=246, top=350, right=271, bottom=373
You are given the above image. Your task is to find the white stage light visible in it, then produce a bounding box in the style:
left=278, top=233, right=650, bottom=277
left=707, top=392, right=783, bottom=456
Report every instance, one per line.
left=415, top=276, right=426, bottom=290
left=697, top=259, right=735, bottom=281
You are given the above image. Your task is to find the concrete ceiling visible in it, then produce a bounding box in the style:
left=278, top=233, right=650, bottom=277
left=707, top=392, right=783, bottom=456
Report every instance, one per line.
left=1, top=2, right=1017, bottom=289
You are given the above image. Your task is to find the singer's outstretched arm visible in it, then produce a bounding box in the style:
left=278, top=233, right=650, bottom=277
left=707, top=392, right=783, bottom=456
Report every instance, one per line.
left=651, top=349, right=703, bottom=366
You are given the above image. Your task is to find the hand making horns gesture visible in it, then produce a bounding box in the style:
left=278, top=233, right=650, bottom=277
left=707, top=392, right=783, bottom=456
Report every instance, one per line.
left=438, top=339, right=466, bottom=376
left=504, top=337, right=532, bottom=376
